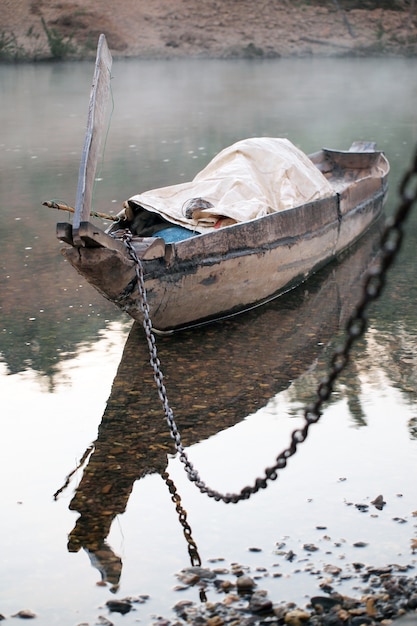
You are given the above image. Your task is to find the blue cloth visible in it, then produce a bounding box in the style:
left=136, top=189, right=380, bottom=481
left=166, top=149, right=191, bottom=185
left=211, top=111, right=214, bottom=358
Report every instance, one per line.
left=156, top=226, right=198, bottom=243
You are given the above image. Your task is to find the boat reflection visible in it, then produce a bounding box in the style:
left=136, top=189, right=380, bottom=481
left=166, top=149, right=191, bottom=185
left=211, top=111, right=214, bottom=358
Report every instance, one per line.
left=65, top=219, right=383, bottom=590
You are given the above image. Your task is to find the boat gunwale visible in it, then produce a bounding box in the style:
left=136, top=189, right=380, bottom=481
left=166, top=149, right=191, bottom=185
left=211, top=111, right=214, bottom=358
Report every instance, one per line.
left=114, top=148, right=390, bottom=264
left=132, top=183, right=388, bottom=280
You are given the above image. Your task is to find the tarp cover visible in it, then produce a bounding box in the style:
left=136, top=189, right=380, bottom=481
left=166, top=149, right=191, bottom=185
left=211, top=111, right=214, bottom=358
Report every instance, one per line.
left=128, top=138, right=334, bottom=233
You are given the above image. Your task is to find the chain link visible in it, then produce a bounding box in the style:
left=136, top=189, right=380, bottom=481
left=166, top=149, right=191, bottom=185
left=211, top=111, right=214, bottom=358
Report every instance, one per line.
left=123, top=144, right=417, bottom=504
left=162, top=471, right=202, bottom=567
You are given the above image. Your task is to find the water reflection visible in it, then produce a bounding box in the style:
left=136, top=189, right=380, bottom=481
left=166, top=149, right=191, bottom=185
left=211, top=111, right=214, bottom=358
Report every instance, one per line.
left=63, top=219, right=383, bottom=590
left=1, top=58, right=416, bottom=384
left=1, top=56, right=417, bottom=623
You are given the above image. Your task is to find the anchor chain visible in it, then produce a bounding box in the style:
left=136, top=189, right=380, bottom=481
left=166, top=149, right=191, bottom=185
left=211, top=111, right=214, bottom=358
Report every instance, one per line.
left=162, top=471, right=202, bottom=568
left=122, top=144, right=417, bottom=504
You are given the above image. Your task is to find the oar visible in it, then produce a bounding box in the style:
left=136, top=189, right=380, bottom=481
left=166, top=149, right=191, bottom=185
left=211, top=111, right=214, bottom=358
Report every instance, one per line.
left=73, top=34, right=113, bottom=244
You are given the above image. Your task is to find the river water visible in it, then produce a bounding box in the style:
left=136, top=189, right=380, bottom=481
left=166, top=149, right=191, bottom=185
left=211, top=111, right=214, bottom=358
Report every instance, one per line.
left=1, top=57, right=417, bottom=624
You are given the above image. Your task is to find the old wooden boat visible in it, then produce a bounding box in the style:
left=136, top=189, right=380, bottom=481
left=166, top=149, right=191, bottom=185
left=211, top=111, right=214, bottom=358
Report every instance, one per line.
left=65, top=217, right=383, bottom=587
left=54, top=35, right=390, bottom=333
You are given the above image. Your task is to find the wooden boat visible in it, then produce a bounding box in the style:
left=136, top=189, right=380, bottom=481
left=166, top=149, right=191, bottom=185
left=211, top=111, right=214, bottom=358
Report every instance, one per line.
left=65, top=217, right=383, bottom=587
left=55, top=35, right=390, bottom=333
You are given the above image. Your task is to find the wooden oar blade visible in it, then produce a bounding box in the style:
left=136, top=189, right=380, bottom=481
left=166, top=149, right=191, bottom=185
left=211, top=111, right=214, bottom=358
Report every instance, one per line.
left=73, top=34, right=112, bottom=245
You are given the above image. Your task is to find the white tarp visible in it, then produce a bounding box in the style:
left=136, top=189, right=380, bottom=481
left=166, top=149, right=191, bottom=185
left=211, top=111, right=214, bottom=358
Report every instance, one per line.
left=128, top=137, right=334, bottom=233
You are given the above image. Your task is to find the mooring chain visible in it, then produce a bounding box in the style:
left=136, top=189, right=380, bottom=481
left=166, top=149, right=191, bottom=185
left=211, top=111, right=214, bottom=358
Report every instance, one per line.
left=162, top=471, right=203, bottom=567
left=122, top=144, right=417, bottom=504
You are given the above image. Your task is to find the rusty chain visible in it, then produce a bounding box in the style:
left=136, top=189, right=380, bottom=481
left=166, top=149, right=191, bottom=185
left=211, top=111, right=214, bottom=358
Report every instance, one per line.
left=162, top=471, right=202, bottom=567
left=162, top=471, right=208, bottom=601
left=123, top=144, right=417, bottom=504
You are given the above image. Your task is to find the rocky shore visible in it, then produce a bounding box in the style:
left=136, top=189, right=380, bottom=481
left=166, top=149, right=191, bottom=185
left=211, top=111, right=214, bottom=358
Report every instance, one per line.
left=164, top=562, right=417, bottom=625
left=2, top=0, right=417, bottom=61
left=5, top=560, right=417, bottom=624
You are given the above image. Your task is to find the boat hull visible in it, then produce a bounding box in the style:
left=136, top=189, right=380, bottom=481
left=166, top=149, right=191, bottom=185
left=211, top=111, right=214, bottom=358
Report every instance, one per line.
left=62, top=173, right=387, bottom=332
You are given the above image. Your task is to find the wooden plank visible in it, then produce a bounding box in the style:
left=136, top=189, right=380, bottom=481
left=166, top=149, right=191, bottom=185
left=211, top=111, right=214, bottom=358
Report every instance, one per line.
left=134, top=237, right=166, bottom=260
left=56, top=222, right=74, bottom=246
left=73, top=34, right=113, bottom=246
left=76, top=221, right=166, bottom=259
left=77, top=222, right=127, bottom=252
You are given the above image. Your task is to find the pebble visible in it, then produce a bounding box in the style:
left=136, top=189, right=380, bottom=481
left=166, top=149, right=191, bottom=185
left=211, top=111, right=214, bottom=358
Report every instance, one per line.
left=105, top=599, right=132, bottom=614
left=177, top=566, right=217, bottom=584
left=236, top=576, right=256, bottom=592
left=303, top=544, right=319, bottom=552
left=323, top=565, right=342, bottom=576
left=310, top=596, right=341, bottom=610
left=206, top=617, right=225, bottom=626
left=166, top=560, right=417, bottom=625
left=371, top=495, right=386, bottom=510
left=173, top=599, right=194, bottom=616
left=220, top=580, right=235, bottom=592
left=284, top=608, right=310, bottom=624
left=96, top=617, right=114, bottom=626
left=11, top=610, right=37, bottom=619
left=176, top=573, right=201, bottom=586
left=248, top=590, right=272, bottom=613
left=355, top=504, right=370, bottom=512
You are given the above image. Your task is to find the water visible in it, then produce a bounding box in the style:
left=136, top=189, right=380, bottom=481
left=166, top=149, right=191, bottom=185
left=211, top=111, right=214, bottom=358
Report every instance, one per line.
left=1, top=57, right=417, bottom=624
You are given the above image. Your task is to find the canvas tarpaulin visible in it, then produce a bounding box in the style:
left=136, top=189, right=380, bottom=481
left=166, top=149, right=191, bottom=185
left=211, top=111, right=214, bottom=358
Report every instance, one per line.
left=127, top=138, right=334, bottom=233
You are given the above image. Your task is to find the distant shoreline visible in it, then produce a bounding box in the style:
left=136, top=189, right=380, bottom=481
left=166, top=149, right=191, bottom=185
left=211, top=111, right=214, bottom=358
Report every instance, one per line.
left=2, top=1, right=417, bottom=63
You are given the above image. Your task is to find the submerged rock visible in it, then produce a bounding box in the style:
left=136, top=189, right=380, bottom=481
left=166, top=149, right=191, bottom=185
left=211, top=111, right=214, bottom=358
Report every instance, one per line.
left=248, top=590, right=273, bottom=613
left=11, top=610, right=37, bottom=619
left=105, top=599, right=132, bottom=614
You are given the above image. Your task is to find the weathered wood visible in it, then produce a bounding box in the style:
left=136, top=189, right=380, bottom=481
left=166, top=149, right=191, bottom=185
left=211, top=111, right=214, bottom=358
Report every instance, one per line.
left=60, top=147, right=389, bottom=331
left=131, top=237, right=166, bottom=260
left=73, top=34, right=112, bottom=246
left=76, top=222, right=166, bottom=259
left=77, top=222, right=127, bottom=252
left=56, top=222, right=74, bottom=246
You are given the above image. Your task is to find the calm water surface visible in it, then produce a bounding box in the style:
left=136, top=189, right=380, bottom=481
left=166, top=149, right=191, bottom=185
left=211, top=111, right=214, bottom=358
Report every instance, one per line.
left=1, top=57, right=417, bottom=624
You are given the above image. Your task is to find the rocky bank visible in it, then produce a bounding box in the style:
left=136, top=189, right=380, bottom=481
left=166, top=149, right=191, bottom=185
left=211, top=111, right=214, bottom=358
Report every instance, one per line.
left=2, top=0, right=417, bottom=61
